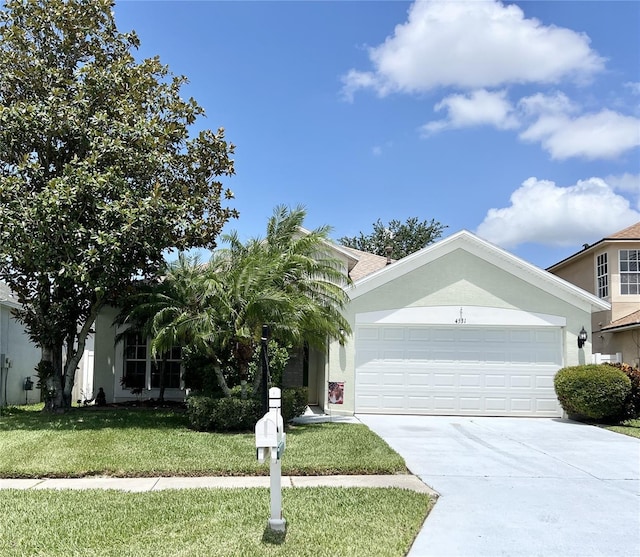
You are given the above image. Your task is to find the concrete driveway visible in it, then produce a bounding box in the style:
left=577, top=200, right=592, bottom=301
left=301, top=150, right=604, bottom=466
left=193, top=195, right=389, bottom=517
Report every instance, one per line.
left=358, top=415, right=640, bottom=557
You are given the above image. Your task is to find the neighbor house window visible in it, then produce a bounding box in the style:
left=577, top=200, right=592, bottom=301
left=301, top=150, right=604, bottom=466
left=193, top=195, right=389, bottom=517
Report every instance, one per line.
left=596, top=253, right=608, bottom=298
left=619, top=250, right=640, bottom=295
left=123, top=331, right=182, bottom=390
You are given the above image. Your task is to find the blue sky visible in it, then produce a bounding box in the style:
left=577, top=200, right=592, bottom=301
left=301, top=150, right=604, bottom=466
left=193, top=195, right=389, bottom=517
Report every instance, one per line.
left=114, top=0, right=640, bottom=269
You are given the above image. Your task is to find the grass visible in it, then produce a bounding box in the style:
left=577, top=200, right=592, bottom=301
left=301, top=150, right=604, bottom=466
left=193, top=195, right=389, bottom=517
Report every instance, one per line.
left=604, top=418, right=640, bottom=439
left=0, top=487, right=433, bottom=557
left=0, top=405, right=406, bottom=478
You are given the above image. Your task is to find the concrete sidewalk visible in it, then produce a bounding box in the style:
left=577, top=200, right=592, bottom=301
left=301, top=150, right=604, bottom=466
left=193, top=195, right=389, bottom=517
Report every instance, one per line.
left=0, top=474, right=437, bottom=494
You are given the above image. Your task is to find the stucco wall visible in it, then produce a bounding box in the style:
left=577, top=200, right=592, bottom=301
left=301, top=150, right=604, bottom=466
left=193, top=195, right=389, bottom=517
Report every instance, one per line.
left=0, top=305, right=41, bottom=406
left=93, top=305, right=119, bottom=403
left=326, top=249, right=594, bottom=415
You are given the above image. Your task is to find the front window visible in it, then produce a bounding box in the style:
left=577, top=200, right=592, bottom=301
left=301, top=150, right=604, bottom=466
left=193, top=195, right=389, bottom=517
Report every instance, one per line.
left=123, top=332, right=182, bottom=390
left=596, top=253, right=608, bottom=298
left=619, top=249, right=640, bottom=295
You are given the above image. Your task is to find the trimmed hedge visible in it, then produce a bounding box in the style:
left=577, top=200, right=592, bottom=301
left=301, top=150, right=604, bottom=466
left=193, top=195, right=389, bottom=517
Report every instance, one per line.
left=554, top=364, right=631, bottom=421
left=186, top=386, right=308, bottom=432
left=186, top=395, right=261, bottom=432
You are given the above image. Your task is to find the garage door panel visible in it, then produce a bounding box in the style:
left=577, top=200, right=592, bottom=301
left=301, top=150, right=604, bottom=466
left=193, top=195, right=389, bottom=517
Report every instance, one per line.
left=510, top=376, right=532, bottom=388
left=408, top=328, right=430, bottom=341
left=536, top=399, right=560, bottom=412
left=382, top=372, right=404, bottom=386
left=535, top=375, right=554, bottom=388
left=485, top=398, right=508, bottom=412
left=407, top=372, right=430, bottom=386
left=357, top=327, right=380, bottom=341
left=485, top=374, right=507, bottom=387
left=459, top=374, right=481, bottom=387
left=459, top=397, right=482, bottom=411
left=381, top=349, right=405, bottom=360
left=381, top=395, right=404, bottom=409
left=434, top=397, right=456, bottom=410
left=356, top=370, right=380, bottom=387
left=382, top=328, right=405, bottom=341
left=434, top=374, right=455, bottom=386
left=355, top=324, right=563, bottom=417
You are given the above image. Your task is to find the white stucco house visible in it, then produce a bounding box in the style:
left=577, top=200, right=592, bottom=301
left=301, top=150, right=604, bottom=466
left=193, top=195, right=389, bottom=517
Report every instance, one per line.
left=322, top=230, right=609, bottom=417
left=93, top=230, right=608, bottom=418
left=0, top=283, right=41, bottom=406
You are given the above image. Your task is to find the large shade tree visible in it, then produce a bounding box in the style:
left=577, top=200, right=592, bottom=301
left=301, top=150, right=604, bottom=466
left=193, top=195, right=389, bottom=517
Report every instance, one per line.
left=340, top=217, right=446, bottom=260
left=121, top=206, right=351, bottom=398
left=0, top=0, right=237, bottom=411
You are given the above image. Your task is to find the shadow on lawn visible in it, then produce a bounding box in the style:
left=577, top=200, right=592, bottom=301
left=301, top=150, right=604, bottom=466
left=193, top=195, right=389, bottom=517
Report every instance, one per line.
left=262, top=525, right=287, bottom=545
left=0, top=406, right=190, bottom=432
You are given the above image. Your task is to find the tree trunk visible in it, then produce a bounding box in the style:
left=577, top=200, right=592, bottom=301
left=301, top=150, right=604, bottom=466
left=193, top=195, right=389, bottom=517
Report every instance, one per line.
left=158, top=354, right=166, bottom=403
left=213, top=365, right=231, bottom=397
left=48, top=301, right=102, bottom=413
left=235, top=340, right=254, bottom=400
left=42, top=345, right=65, bottom=413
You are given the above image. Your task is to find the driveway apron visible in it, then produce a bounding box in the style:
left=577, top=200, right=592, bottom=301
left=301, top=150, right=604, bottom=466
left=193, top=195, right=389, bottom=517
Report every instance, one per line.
left=358, top=415, right=640, bottom=557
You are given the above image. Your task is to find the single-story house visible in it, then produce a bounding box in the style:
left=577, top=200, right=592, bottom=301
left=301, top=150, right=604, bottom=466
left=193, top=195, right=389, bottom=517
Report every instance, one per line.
left=93, top=230, right=608, bottom=418
left=322, top=230, right=608, bottom=417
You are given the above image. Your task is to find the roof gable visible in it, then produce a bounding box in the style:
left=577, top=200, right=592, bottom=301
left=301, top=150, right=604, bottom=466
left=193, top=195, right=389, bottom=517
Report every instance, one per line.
left=548, top=221, right=640, bottom=271
left=348, top=230, right=609, bottom=313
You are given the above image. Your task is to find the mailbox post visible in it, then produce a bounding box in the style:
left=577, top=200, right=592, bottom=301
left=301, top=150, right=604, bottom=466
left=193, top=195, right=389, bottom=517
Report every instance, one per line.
left=255, top=386, right=286, bottom=532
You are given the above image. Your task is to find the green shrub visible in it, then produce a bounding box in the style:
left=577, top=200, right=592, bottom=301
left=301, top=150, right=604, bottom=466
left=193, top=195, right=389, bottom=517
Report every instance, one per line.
left=187, top=387, right=307, bottom=431
left=554, top=364, right=631, bottom=421
left=212, top=397, right=261, bottom=432
left=185, top=395, right=217, bottom=431
left=186, top=394, right=261, bottom=432
left=282, top=387, right=308, bottom=422
left=605, top=363, right=640, bottom=420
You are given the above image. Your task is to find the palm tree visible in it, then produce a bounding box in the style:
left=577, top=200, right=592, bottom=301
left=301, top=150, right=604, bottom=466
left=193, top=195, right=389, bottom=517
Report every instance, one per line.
left=119, top=205, right=352, bottom=398
left=115, top=253, right=219, bottom=400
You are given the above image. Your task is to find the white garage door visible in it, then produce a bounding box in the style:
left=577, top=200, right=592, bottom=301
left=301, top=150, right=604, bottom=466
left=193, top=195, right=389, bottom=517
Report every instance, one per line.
left=355, top=325, right=563, bottom=417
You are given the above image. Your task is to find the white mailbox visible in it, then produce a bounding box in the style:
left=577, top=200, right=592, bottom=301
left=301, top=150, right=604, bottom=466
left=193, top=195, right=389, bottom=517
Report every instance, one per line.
left=255, top=414, right=278, bottom=463
left=254, top=386, right=287, bottom=532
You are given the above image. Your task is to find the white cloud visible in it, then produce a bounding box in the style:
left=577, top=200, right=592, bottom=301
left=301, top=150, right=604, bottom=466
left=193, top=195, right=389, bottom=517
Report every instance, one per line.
left=476, top=177, right=640, bottom=248
left=625, top=82, right=640, bottom=95
left=342, top=0, right=604, bottom=99
left=422, top=89, right=519, bottom=135
left=605, top=173, right=640, bottom=209
left=518, top=91, right=578, bottom=117
left=519, top=108, right=640, bottom=160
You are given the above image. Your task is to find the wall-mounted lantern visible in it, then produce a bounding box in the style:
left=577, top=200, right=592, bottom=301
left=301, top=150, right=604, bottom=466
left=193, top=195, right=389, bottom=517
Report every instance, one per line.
left=577, top=327, right=588, bottom=349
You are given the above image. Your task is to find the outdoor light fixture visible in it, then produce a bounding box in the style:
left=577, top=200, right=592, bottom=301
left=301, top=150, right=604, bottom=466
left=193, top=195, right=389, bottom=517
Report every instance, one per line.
left=577, top=326, right=588, bottom=349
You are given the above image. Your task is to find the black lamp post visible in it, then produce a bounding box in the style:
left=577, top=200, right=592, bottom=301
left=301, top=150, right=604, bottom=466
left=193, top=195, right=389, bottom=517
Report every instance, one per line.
left=577, top=326, right=588, bottom=349
left=260, top=324, right=271, bottom=414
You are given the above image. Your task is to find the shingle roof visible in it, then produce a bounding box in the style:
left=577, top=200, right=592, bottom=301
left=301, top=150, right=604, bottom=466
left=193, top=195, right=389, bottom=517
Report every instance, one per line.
left=601, top=309, right=640, bottom=331
left=341, top=247, right=391, bottom=281
left=608, top=222, right=640, bottom=240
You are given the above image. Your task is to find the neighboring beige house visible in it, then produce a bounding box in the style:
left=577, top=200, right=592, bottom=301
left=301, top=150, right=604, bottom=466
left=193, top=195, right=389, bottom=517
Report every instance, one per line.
left=93, top=230, right=608, bottom=418
left=547, top=222, right=640, bottom=367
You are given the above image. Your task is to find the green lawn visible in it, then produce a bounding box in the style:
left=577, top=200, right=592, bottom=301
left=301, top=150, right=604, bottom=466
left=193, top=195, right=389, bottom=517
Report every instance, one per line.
left=604, top=418, right=640, bottom=439
left=0, top=487, right=433, bottom=557
left=0, top=406, right=430, bottom=556
left=0, top=406, right=406, bottom=477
